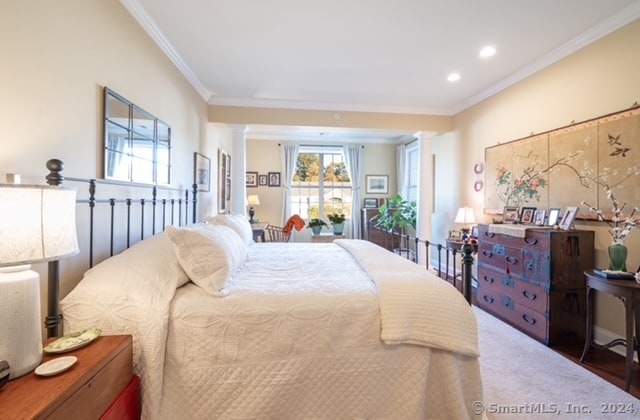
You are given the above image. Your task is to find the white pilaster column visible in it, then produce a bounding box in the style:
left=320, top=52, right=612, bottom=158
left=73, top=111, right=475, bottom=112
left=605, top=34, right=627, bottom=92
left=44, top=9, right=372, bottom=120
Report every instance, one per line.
left=416, top=131, right=434, bottom=262
left=230, top=125, right=248, bottom=215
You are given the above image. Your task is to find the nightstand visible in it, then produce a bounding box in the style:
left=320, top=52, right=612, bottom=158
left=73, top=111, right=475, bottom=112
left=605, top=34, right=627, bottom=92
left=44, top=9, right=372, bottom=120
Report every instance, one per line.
left=312, top=233, right=345, bottom=243
left=0, top=334, right=137, bottom=419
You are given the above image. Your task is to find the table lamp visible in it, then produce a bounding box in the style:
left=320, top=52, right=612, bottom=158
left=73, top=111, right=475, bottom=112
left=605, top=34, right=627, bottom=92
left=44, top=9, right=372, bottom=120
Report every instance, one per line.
left=247, top=194, right=260, bottom=223
left=0, top=184, right=79, bottom=379
left=454, top=206, right=476, bottom=235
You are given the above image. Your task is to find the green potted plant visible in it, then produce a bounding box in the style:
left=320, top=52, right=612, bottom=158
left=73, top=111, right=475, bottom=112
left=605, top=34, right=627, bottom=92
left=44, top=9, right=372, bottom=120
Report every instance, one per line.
left=327, top=213, right=346, bottom=235
left=307, top=218, right=328, bottom=235
left=373, top=194, right=417, bottom=234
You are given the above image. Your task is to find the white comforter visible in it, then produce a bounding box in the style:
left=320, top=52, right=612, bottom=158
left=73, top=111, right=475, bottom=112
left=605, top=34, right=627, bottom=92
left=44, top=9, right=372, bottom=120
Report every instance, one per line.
left=62, top=236, right=483, bottom=419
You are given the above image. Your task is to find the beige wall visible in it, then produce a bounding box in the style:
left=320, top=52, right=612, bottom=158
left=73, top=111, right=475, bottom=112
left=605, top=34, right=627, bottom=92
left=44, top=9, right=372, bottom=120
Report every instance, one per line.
left=1, top=0, right=210, bottom=323
left=453, top=18, right=640, bottom=335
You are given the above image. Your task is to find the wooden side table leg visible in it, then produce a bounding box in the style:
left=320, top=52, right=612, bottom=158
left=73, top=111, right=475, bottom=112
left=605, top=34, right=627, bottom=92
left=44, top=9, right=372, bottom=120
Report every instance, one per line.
left=624, top=298, right=633, bottom=392
left=580, top=286, right=594, bottom=362
left=635, top=305, right=640, bottom=367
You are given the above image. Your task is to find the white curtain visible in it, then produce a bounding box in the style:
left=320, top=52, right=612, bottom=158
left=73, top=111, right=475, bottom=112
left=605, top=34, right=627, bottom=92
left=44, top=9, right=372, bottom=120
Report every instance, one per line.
left=281, top=143, right=299, bottom=225
left=343, top=145, right=363, bottom=239
left=396, top=143, right=407, bottom=199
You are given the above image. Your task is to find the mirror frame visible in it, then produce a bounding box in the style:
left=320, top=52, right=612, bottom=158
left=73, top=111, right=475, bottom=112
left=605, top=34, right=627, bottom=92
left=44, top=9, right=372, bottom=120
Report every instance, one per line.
left=103, top=87, right=171, bottom=184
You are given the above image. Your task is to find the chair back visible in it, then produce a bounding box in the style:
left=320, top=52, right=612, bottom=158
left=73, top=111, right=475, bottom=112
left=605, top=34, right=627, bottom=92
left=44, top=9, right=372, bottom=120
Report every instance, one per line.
left=264, top=224, right=292, bottom=242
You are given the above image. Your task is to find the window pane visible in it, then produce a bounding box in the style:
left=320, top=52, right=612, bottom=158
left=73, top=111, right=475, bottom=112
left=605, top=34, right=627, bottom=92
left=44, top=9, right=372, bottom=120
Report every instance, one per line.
left=291, top=151, right=352, bottom=221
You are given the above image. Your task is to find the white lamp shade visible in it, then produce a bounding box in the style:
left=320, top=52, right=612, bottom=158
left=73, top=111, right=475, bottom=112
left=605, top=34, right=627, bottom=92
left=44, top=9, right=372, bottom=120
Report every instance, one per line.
left=454, top=207, right=476, bottom=225
left=0, top=185, right=79, bottom=266
left=247, top=195, right=260, bottom=206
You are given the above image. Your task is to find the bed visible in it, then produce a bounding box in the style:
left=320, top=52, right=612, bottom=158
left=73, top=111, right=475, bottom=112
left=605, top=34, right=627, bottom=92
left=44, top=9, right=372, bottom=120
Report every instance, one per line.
left=50, top=162, right=484, bottom=419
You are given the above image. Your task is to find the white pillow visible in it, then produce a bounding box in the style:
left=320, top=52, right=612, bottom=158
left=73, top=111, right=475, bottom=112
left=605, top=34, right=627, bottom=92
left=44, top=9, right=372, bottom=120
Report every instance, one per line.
left=166, top=224, right=248, bottom=297
left=205, top=214, right=253, bottom=246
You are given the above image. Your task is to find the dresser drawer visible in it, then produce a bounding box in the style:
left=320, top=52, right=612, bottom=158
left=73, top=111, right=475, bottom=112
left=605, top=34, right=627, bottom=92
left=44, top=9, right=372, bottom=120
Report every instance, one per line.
left=477, top=290, right=548, bottom=343
left=478, top=224, right=551, bottom=251
left=478, top=241, right=523, bottom=276
left=478, top=266, right=549, bottom=314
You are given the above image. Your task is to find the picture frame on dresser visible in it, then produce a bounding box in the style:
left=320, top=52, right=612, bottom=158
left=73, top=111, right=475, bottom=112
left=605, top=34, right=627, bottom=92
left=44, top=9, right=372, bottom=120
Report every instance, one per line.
left=547, top=208, right=561, bottom=226
left=519, top=207, right=536, bottom=224
left=503, top=206, right=519, bottom=223
left=559, top=206, right=578, bottom=230
left=363, top=198, right=378, bottom=208
left=533, top=209, right=546, bottom=225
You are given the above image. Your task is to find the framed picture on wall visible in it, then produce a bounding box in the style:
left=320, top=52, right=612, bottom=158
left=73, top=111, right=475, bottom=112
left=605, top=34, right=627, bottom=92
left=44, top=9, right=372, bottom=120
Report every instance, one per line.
left=218, top=149, right=229, bottom=213
left=246, top=171, right=258, bottom=187
left=193, top=152, right=210, bottom=192
left=268, top=172, right=281, bottom=187
left=366, top=175, right=388, bottom=194
left=258, top=174, right=268, bottom=186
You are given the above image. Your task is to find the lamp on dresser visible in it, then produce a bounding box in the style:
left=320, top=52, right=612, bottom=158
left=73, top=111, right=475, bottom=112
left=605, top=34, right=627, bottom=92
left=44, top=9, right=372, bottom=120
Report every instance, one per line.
left=0, top=183, right=78, bottom=379
left=454, top=206, right=476, bottom=234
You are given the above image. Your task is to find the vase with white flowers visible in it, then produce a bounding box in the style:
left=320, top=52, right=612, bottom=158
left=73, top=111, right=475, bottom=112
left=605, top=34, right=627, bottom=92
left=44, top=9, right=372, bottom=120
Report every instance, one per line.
left=582, top=188, right=638, bottom=272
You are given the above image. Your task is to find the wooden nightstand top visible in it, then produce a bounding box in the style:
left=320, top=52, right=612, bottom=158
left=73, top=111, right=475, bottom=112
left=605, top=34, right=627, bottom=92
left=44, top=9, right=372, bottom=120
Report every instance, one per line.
left=0, top=334, right=132, bottom=419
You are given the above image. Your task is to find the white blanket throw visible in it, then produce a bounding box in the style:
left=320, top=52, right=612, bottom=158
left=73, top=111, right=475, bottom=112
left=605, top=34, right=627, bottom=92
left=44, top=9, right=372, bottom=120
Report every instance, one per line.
left=336, top=239, right=480, bottom=357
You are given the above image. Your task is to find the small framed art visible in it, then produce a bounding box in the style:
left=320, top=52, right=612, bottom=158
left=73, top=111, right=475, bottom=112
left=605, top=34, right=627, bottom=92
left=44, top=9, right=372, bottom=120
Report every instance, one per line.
left=559, top=206, right=578, bottom=230
left=258, top=174, right=268, bottom=186
left=533, top=209, right=546, bottom=225
left=246, top=171, right=258, bottom=187
left=503, top=206, right=519, bottom=223
left=363, top=198, right=378, bottom=208
left=519, top=207, right=536, bottom=224
left=547, top=208, right=561, bottom=226
left=366, top=175, right=389, bottom=194
left=268, top=172, right=281, bottom=187
left=193, top=152, right=211, bottom=192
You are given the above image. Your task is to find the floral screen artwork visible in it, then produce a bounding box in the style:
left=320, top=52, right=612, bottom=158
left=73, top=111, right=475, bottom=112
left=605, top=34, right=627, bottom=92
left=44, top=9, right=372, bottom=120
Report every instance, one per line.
left=484, top=106, right=640, bottom=221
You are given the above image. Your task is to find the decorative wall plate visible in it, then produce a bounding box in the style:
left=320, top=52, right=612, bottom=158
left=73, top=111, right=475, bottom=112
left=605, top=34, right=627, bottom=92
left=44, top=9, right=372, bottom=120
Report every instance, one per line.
left=474, top=180, right=484, bottom=191
left=474, top=162, right=484, bottom=174
left=44, top=328, right=101, bottom=354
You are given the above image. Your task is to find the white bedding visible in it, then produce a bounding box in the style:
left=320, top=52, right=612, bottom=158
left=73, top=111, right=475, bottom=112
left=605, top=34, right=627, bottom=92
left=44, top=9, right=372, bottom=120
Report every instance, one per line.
left=62, top=236, right=484, bottom=419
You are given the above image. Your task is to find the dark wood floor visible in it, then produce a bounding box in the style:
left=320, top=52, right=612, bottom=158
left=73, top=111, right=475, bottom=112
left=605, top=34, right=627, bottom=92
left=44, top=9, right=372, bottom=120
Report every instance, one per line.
left=550, top=344, right=640, bottom=399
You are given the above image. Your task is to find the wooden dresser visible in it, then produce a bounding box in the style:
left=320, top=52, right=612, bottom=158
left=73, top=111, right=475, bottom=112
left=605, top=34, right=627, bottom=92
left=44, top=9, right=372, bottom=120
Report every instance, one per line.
left=476, top=224, right=594, bottom=346
left=361, top=208, right=399, bottom=251
left=0, top=335, right=138, bottom=419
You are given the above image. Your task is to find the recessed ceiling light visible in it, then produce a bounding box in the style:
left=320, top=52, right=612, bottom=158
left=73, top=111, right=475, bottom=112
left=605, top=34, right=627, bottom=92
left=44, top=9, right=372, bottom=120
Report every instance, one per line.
left=479, top=46, right=496, bottom=58
left=447, top=73, right=461, bottom=82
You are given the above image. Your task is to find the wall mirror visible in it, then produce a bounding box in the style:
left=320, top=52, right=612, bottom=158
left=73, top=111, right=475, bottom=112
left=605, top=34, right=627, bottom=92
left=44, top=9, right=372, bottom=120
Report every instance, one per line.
left=104, top=87, right=171, bottom=184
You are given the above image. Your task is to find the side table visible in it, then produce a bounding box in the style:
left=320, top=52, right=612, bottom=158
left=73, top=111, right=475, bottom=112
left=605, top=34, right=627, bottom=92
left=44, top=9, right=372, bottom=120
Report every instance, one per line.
left=0, top=335, right=136, bottom=418
left=580, top=270, right=640, bottom=392
left=251, top=222, right=267, bottom=242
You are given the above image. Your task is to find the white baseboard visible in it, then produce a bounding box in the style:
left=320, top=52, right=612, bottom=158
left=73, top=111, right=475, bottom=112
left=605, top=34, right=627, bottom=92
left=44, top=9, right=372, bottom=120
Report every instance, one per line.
left=593, top=325, right=639, bottom=363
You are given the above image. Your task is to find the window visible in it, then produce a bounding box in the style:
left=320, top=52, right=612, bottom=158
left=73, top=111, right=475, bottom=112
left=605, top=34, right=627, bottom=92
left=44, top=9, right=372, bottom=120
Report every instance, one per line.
left=290, top=148, right=352, bottom=221
left=405, top=142, right=419, bottom=203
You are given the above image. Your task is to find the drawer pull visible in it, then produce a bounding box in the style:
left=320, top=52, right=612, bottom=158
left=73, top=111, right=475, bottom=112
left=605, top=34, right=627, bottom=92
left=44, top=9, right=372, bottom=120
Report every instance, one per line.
left=482, top=275, right=495, bottom=284
left=501, top=276, right=514, bottom=288
left=501, top=296, right=514, bottom=310
left=525, top=261, right=535, bottom=271
left=505, top=255, right=519, bottom=265
left=522, top=289, right=537, bottom=301
left=522, top=313, right=537, bottom=325
left=482, top=250, right=494, bottom=258
left=484, top=231, right=495, bottom=238
left=524, top=237, right=539, bottom=246
left=483, top=295, right=494, bottom=304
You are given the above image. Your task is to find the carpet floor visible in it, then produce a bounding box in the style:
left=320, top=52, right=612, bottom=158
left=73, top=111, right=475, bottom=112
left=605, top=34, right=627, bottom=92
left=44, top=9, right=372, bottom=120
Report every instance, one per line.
left=475, top=307, right=640, bottom=419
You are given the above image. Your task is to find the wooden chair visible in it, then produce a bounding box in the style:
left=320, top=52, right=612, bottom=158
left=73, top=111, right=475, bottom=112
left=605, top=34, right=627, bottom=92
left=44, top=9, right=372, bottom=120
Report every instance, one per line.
left=264, top=224, right=292, bottom=242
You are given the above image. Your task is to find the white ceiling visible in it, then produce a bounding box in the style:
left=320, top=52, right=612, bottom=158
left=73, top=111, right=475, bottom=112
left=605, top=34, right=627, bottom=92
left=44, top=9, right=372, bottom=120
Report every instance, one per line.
left=123, top=0, right=640, bottom=141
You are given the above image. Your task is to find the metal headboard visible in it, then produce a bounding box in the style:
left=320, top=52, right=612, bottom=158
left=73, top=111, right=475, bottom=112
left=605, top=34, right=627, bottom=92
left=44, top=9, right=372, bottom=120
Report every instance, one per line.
left=44, top=159, right=199, bottom=337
